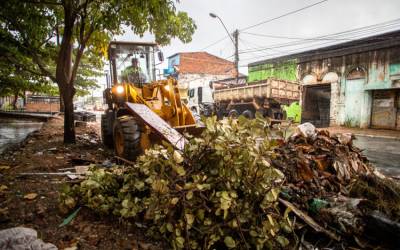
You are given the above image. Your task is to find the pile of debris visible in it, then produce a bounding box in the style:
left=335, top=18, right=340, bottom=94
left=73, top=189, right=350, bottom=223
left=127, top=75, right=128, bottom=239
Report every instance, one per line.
left=59, top=118, right=400, bottom=249
left=272, top=123, right=372, bottom=208
left=271, top=123, right=400, bottom=248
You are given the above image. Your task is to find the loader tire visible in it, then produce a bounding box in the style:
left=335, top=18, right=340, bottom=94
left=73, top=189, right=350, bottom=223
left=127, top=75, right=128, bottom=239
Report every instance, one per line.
left=101, top=113, right=114, bottom=148
left=242, top=110, right=254, bottom=119
left=228, top=109, right=239, bottom=118
left=113, top=116, right=142, bottom=161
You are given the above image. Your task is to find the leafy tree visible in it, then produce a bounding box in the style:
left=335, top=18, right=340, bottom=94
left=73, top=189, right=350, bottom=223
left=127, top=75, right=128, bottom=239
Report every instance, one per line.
left=0, top=50, right=53, bottom=109
left=0, top=0, right=196, bottom=143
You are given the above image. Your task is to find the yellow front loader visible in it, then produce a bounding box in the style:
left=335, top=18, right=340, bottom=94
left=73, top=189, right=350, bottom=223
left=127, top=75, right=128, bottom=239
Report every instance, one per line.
left=101, top=41, right=199, bottom=160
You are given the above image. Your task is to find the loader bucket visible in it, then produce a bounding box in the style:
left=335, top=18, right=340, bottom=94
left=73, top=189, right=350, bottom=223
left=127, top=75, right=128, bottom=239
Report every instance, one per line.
left=125, top=102, right=186, bottom=150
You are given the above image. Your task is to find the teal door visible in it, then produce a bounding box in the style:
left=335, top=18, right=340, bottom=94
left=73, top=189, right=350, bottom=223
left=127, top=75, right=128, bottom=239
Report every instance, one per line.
left=344, top=79, right=365, bottom=127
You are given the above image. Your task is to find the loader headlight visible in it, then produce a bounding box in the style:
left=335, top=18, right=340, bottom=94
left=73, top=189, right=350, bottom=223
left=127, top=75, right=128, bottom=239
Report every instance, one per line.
left=116, top=85, right=124, bottom=94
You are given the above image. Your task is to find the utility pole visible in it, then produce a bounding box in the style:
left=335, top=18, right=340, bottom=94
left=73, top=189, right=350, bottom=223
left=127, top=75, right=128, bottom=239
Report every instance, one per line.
left=209, top=13, right=239, bottom=84
left=233, top=29, right=239, bottom=83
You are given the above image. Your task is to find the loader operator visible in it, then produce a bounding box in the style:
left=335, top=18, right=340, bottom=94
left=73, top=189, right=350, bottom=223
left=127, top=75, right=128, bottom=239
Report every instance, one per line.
left=121, top=58, right=147, bottom=84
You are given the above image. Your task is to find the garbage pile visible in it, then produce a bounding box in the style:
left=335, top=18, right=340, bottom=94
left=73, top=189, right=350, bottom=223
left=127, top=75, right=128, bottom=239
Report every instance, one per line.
left=60, top=117, right=400, bottom=249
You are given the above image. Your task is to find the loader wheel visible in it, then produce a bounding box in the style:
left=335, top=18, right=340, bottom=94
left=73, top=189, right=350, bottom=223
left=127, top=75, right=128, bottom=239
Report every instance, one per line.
left=228, top=109, right=239, bottom=118
left=113, top=116, right=142, bottom=161
left=242, top=110, right=254, bottom=119
left=101, top=113, right=114, bottom=148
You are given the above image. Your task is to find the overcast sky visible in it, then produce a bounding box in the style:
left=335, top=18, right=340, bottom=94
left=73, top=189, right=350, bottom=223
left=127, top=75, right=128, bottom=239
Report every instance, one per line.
left=113, top=0, right=400, bottom=76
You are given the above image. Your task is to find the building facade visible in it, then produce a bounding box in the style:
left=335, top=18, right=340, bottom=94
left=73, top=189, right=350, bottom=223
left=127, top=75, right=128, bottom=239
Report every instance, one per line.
left=248, top=30, right=400, bottom=129
left=166, top=52, right=237, bottom=90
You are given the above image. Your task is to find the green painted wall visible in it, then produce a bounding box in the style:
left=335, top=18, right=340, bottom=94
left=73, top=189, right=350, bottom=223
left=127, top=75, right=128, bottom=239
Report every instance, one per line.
left=283, top=101, right=301, bottom=123
left=248, top=60, right=297, bottom=82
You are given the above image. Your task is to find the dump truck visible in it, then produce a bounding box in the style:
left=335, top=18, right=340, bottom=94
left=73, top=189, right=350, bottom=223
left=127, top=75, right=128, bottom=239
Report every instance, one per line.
left=101, top=41, right=198, bottom=160
left=213, top=78, right=300, bottom=119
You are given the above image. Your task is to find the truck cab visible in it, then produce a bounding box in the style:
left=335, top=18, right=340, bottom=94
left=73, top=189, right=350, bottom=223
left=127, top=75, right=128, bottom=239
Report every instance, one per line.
left=187, top=83, right=214, bottom=117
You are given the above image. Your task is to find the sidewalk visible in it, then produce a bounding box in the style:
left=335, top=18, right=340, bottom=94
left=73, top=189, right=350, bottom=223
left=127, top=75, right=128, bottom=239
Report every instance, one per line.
left=325, top=126, right=400, bottom=140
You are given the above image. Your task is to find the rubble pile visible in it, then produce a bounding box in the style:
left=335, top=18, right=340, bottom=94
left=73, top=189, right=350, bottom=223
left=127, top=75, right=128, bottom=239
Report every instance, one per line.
left=60, top=118, right=400, bottom=249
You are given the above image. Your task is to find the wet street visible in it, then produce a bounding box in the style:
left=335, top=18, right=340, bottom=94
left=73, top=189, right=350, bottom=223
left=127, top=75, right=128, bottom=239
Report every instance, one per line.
left=0, top=118, right=43, bottom=153
left=353, top=135, right=400, bottom=177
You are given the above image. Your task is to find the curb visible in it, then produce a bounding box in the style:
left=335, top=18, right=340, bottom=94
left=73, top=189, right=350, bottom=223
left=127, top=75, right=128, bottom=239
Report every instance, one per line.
left=353, top=133, right=400, bottom=141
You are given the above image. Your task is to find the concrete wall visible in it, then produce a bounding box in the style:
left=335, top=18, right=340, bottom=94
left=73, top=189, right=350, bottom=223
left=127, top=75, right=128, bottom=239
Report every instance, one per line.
left=177, top=73, right=233, bottom=90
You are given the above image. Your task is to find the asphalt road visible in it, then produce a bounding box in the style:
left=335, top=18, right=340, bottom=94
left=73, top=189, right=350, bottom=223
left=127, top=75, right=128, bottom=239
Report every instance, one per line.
left=353, top=135, right=400, bottom=178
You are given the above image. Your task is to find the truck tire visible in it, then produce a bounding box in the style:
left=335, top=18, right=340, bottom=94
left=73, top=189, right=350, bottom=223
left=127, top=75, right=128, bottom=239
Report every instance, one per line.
left=101, top=113, right=114, bottom=148
left=113, top=116, right=142, bottom=161
left=242, top=110, right=254, bottom=119
left=228, top=109, right=239, bottom=118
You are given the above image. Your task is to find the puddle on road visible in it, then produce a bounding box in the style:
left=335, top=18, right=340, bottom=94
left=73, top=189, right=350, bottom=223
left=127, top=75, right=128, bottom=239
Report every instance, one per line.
left=0, top=118, right=43, bottom=153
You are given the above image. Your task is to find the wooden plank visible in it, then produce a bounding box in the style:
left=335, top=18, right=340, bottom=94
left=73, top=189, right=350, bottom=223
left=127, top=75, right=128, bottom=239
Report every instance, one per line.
left=125, top=102, right=186, bottom=150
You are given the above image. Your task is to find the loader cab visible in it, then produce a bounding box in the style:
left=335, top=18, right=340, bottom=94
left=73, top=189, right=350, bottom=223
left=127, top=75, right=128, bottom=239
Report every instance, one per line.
left=107, top=41, right=162, bottom=88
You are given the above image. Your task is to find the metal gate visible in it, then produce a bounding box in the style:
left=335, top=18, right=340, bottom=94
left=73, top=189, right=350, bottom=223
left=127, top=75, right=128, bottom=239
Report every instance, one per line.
left=371, top=90, right=399, bottom=129
left=301, top=84, right=331, bottom=127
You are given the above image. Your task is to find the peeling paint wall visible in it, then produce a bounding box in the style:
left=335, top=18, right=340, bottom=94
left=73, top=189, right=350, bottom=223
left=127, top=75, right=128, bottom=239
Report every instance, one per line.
left=297, top=46, right=400, bottom=128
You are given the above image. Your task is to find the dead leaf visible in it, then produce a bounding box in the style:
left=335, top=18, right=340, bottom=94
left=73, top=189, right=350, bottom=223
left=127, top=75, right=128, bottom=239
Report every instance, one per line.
left=0, top=185, right=8, bottom=192
left=314, top=159, right=328, bottom=171
left=24, top=193, right=38, bottom=200
left=0, top=166, right=10, bottom=171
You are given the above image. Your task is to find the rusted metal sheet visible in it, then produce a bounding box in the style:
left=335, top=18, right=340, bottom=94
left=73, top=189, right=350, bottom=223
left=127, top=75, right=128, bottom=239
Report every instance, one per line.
left=371, top=90, right=397, bottom=129
left=125, top=102, right=186, bottom=150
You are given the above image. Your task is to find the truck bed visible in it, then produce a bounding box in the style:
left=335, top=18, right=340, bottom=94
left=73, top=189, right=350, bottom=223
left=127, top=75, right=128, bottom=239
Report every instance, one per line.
left=214, top=78, right=300, bottom=103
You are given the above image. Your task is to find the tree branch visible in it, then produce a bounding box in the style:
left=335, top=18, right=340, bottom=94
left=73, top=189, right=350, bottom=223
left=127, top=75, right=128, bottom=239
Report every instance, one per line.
left=32, top=54, right=57, bottom=82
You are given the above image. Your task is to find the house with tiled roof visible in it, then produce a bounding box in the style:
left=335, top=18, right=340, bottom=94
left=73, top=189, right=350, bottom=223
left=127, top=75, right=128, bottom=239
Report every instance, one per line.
left=166, top=52, right=237, bottom=90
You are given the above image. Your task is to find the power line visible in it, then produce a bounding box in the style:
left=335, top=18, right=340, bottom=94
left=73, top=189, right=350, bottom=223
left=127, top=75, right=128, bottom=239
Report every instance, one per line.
left=200, top=0, right=329, bottom=55
left=237, top=35, right=400, bottom=70
left=200, top=35, right=228, bottom=51
left=240, top=0, right=329, bottom=32
left=241, top=31, right=355, bottom=41
left=240, top=22, right=400, bottom=54
left=238, top=19, right=400, bottom=55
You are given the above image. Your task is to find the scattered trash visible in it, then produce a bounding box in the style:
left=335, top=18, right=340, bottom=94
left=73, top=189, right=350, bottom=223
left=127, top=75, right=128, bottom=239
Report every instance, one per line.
left=279, top=198, right=340, bottom=241
left=294, top=122, right=316, bottom=139
left=101, top=159, right=113, bottom=168
left=0, top=227, right=57, bottom=250
left=59, top=207, right=81, bottom=227
left=24, top=193, right=38, bottom=200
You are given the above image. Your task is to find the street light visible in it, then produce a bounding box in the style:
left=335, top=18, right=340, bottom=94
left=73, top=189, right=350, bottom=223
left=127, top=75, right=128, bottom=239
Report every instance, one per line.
left=209, top=12, right=239, bottom=83
left=209, top=13, right=235, bottom=44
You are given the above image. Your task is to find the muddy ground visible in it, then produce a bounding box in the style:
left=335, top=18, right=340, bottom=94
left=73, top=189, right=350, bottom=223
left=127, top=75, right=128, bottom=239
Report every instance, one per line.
left=0, top=116, right=156, bottom=249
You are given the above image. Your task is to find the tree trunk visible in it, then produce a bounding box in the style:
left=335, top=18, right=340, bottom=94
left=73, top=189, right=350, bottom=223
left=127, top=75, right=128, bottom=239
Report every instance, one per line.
left=12, top=92, right=18, bottom=110
left=55, top=1, right=76, bottom=144
left=62, top=87, right=75, bottom=143
left=59, top=95, right=65, bottom=112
